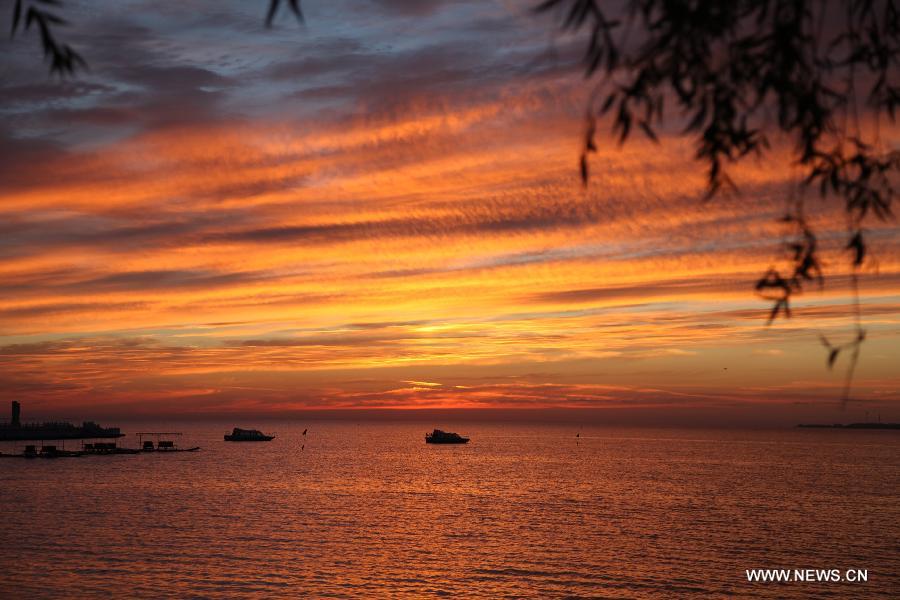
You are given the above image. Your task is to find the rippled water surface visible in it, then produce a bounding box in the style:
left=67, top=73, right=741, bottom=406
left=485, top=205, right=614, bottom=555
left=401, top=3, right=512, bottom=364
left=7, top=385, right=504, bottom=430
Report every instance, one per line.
left=1, top=422, right=898, bottom=598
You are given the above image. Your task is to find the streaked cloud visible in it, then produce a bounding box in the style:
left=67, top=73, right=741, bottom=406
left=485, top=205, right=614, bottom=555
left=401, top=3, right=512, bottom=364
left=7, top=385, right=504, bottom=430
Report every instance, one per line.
left=1, top=0, right=897, bottom=420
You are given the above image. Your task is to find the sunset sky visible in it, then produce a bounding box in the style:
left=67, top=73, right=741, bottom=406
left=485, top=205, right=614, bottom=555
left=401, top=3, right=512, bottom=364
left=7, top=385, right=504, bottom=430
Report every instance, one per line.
left=2, top=0, right=898, bottom=423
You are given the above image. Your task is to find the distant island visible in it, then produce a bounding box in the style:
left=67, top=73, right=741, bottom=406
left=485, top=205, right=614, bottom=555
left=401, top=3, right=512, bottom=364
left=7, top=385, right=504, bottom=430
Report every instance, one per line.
left=797, top=422, right=900, bottom=430
left=0, top=401, right=124, bottom=441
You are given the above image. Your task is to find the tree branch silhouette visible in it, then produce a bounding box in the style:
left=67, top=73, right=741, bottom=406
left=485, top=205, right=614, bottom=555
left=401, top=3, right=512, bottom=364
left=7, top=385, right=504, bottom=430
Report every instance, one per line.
left=9, top=0, right=85, bottom=75
left=7, top=0, right=304, bottom=75
left=538, top=0, right=899, bottom=399
left=266, top=0, right=304, bottom=27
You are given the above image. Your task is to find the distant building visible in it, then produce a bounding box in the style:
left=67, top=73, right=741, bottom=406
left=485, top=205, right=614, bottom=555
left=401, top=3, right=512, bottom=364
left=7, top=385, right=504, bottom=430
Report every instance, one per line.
left=0, top=401, right=123, bottom=441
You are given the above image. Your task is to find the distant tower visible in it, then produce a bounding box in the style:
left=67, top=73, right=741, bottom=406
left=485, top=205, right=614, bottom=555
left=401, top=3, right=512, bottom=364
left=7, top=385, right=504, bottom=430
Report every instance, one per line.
left=11, top=401, right=21, bottom=427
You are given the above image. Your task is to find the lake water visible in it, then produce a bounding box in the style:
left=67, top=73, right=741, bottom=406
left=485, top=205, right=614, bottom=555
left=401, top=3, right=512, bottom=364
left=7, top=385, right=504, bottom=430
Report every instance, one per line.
left=1, top=422, right=898, bottom=598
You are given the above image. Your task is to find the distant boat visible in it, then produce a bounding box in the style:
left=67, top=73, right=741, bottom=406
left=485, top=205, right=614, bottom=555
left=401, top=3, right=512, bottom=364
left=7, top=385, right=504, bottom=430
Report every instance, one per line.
left=137, top=432, right=200, bottom=452
left=0, top=444, right=82, bottom=458
left=797, top=422, right=900, bottom=430
left=38, top=444, right=83, bottom=458
left=224, top=427, right=275, bottom=442
left=82, top=442, right=140, bottom=455
left=425, top=429, right=469, bottom=444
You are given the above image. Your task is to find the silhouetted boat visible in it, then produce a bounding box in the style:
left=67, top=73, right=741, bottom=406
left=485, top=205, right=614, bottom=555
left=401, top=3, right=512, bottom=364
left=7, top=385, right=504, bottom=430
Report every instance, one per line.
left=38, top=444, right=83, bottom=458
left=137, top=432, right=200, bottom=452
left=3, top=440, right=157, bottom=458
left=0, top=444, right=41, bottom=459
left=1, top=443, right=86, bottom=458
left=797, top=422, right=900, bottom=430
left=82, top=442, right=140, bottom=455
left=425, top=429, right=469, bottom=444
left=224, top=427, right=275, bottom=441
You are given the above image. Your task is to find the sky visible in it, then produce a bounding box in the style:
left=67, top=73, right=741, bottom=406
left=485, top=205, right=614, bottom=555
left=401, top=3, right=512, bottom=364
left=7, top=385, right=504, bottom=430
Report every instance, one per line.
left=1, top=0, right=898, bottom=424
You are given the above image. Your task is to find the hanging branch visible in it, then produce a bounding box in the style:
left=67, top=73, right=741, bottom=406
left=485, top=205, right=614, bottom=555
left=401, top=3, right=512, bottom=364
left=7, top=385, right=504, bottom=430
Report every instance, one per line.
left=265, top=0, right=304, bottom=27
left=9, top=0, right=85, bottom=75
left=7, top=1, right=306, bottom=74
left=539, top=0, right=899, bottom=396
